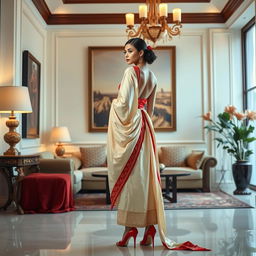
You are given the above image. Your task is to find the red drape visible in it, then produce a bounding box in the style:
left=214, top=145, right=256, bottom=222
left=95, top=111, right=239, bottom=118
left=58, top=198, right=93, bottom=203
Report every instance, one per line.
left=20, top=173, right=74, bottom=214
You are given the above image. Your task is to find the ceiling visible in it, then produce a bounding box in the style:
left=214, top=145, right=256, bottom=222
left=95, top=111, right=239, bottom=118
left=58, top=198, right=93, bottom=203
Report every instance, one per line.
left=31, top=0, right=244, bottom=25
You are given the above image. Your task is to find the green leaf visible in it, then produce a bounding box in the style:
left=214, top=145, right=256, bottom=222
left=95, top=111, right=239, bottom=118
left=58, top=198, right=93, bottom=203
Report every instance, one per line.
left=244, top=137, right=256, bottom=143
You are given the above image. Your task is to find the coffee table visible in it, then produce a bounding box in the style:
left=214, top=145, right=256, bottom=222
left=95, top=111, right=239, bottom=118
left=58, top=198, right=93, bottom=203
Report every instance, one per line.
left=91, top=171, right=110, bottom=204
left=160, top=170, right=191, bottom=203
left=91, top=169, right=191, bottom=204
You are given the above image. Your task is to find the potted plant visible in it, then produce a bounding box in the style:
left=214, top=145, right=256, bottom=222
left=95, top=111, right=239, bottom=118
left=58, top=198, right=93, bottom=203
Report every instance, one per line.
left=202, top=105, right=256, bottom=195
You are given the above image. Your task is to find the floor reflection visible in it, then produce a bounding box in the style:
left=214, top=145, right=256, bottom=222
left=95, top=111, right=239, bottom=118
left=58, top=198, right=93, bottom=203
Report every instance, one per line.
left=0, top=212, right=82, bottom=256
left=218, top=209, right=256, bottom=256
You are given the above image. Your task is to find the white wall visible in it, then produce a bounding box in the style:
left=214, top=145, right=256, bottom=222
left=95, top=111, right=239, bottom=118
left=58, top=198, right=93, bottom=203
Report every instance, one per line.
left=0, top=0, right=21, bottom=154
left=45, top=27, right=239, bottom=189
left=47, top=29, right=208, bottom=146
left=0, top=0, right=47, bottom=154
left=1, top=0, right=252, bottom=188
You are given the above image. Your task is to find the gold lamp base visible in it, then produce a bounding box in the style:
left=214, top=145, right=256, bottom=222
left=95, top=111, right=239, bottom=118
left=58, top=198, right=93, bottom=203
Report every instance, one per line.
left=3, top=114, right=21, bottom=156
left=55, top=144, right=65, bottom=157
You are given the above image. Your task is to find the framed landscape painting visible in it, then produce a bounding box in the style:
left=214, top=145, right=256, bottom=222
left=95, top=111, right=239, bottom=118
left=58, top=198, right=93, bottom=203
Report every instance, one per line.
left=88, top=46, right=176, bottom=132
left=22, top=50, right=41, bottom=138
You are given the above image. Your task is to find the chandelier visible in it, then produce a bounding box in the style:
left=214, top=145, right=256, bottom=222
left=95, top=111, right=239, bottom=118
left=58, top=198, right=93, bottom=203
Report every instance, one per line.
left=125, top=0, right=182, bottom=46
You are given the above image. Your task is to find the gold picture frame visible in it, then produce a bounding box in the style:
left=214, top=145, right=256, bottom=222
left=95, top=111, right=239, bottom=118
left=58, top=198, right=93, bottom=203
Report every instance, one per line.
left=88, top=46, right=176, bottom=132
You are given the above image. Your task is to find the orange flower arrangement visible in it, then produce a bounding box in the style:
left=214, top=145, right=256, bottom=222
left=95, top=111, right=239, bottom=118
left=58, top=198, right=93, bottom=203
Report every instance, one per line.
left=245, top=110, right=256, bottom=121
left=202, top=112, right=211, bottom=121
left=202, top=105, right=256, bottom=161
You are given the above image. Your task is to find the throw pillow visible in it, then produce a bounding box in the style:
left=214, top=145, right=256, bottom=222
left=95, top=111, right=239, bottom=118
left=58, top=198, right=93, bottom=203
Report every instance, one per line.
left=80, top=146, right=107, bottom=168
left=186, top=150, right=205, bottom=170
left=159, top=146, right=190, bottom=167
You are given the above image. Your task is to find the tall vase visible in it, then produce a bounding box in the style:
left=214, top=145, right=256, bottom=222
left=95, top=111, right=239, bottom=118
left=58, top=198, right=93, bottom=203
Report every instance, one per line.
left=232, top=161, right=252, bottom=195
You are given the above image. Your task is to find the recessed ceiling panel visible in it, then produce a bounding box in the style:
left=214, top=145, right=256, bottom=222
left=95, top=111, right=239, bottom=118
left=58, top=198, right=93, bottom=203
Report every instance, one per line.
left=45, top=0, right=229, bottom=14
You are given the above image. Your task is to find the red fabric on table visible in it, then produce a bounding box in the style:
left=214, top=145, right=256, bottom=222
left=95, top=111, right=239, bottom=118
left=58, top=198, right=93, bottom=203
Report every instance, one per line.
left=20, top=173, right=74, bottom=214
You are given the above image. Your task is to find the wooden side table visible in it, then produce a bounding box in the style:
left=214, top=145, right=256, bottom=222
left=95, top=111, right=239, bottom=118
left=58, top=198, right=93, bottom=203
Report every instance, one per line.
left=0, top=154, right=40, bottom=213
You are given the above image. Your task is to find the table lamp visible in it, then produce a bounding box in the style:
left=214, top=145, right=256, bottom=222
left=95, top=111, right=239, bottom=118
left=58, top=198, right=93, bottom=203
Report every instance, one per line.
left=50, top=126, right=71, bottom=157
left=0, top=86, right=32, bottom=155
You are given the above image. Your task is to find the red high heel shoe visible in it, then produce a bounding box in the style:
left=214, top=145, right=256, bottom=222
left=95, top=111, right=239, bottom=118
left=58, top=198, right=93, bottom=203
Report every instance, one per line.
left=140, top=225, right=156, bottom=248
left=116, top=227, right=138, bottom=248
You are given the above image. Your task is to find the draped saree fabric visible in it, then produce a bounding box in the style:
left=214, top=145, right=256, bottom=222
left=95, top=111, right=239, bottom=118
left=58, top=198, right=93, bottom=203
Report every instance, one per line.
left=107, top=66, right=177, bottom=247
left=107, top=66, right=210, bottom=251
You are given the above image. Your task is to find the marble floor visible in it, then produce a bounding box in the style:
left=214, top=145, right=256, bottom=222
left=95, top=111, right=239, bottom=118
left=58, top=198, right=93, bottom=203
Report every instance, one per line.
left=0, top=185, right=255, bottom=256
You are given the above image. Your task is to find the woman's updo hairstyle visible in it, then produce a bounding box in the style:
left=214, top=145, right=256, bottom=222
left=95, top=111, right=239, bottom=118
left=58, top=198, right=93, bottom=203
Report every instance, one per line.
left=125, top=38, right=157, bottom=64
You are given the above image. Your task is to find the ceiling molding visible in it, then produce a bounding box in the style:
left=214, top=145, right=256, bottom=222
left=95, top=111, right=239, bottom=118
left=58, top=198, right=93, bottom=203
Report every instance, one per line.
left=47, top=13, right=224, bottom=24
left=31, top=0, right=51, bottom=22
left=32, top=0, right=243, bottom=25
left=221, top=0, right=244, bottom=21
left=62, top=0, right=210, bottom=3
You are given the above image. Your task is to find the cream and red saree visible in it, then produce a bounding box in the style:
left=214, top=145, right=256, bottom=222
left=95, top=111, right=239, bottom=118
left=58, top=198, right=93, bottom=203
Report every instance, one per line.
left=107, top=66, right=210, bottom=251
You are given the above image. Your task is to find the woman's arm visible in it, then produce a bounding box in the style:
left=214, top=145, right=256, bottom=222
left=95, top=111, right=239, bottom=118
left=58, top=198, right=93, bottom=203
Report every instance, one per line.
left=111, top=67, right=138, bottom=124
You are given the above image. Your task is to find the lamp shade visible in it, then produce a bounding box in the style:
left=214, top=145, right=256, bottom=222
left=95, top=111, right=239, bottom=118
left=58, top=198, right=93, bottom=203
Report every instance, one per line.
left=0, top=86, right=32, bottom=113
left=50, top=126, right=71, bottom=143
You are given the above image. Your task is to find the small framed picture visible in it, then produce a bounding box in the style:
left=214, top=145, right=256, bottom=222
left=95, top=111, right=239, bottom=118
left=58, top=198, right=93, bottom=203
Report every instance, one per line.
left=22, top=50, right=41, bottom=138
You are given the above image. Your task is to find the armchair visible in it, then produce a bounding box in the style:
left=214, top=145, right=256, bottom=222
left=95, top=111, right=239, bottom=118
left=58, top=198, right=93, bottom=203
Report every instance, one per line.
left=38, top=152, right=83, bottom=194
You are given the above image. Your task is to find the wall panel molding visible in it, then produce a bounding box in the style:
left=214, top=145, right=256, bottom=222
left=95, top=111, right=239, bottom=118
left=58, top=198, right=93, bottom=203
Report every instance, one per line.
left=209, top=29, right=233, bottom=185
left=20, top=2, right=47, bottom=151
left=53, top=30, right=207, bottom=143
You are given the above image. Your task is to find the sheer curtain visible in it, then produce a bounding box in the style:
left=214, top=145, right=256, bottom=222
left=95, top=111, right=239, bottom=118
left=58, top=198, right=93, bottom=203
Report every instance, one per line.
left=243, top=23, right=256, bottom=186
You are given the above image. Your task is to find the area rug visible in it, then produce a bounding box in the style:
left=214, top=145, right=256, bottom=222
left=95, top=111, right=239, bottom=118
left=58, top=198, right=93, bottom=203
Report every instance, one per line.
left=74, top=191, right=253, bottom=211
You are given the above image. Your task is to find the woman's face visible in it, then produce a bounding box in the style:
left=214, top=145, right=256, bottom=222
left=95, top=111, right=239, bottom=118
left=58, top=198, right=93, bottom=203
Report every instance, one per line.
left=124, top=44, right=143, bottom=65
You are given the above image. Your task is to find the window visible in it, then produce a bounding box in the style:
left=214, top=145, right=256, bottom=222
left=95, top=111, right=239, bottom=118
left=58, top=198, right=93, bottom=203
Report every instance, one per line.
left=242, top=18, right=256, bottom=187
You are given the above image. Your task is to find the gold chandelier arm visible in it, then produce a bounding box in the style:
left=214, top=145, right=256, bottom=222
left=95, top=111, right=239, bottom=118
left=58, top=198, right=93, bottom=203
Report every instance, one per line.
left=166, top=22, right=182, bottom=37
left=126, top=19, right=148, bottom=38
left=126, top=25, right=143, bottom=38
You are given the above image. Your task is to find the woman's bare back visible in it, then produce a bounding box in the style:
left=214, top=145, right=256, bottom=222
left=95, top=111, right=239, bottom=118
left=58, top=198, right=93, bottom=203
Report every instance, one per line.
left=138, top=69, right=156, bottom=98
left=137, top=68, right=157, bottom=117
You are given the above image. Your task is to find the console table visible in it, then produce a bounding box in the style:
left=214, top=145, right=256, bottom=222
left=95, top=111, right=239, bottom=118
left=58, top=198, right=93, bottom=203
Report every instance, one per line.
left=0, top=154, right=40, bottom=213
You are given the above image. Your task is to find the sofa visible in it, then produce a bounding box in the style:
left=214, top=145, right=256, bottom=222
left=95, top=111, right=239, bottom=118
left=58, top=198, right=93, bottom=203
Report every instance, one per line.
left=46, top=144, right=217, bottom=193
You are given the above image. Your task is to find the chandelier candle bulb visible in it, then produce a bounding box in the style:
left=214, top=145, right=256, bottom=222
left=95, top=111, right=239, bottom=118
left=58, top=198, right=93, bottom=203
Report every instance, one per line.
left=139, top=5, right=147, bottom=18
left=159, top=3, right=168, bottom=17
left=173, top=8, right=181, bottom=22
left=126, top=13, right=134, bottom=26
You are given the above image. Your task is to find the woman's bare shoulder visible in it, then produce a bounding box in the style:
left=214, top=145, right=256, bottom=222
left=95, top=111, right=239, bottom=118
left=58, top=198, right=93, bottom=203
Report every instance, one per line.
left=124, top=66, right=134, bottom=74
left=149, top=70, right=157, bottom=85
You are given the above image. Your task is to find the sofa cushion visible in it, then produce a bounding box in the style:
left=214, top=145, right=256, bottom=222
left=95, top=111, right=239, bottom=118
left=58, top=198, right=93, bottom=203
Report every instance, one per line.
left=73, top=170, right=83, bottom=184
left=159, top=146, right=190, bottom=167
left=186, top=150, right=205, bottom=170
left=162, top=167, right=202, bottom=180
left=80, top=146, right=107, bottom=168
left=80, top=167, right=108, bottom=181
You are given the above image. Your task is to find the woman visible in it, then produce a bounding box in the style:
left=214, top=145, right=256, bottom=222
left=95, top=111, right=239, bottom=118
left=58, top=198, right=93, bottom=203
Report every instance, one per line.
left=107, top=38, right=210, bottom=251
